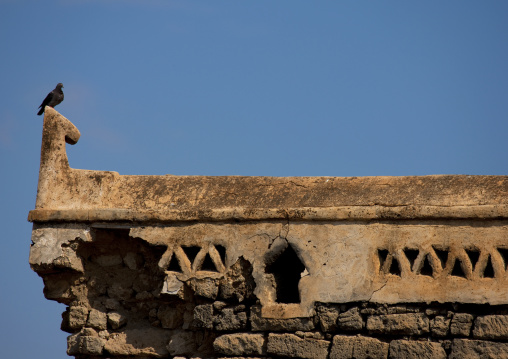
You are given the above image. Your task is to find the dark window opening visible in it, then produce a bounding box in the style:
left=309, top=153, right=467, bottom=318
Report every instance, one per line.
left=215, top=245, right=227, bottom=265
left=465, top=248, right=480, bottom=269
left=497, top=248, right=508, bottom=269
left=403, top=248, right=419, bottom=270
left=182, top=246, right=201, bottom=265
left=451, top=259, right=466, bottom=278
left=389, top=257, right=401, bottom=276
left=433, top=247, right=449, bottom=269
left=200, top=253, right=218, bottom=272
left=482, top=255, right=495, bottom=278
left=167, top=253, right=183, bottom=273
left=265, top=245, right=305, bottom=304
left=377, top=249, right=389, bottom=270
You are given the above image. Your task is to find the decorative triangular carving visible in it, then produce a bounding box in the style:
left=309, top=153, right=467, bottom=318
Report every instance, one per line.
left=389, top=256, right=401, bottom=276
left=432, top=246, right=449, bottom=270
left=418, top=254, right=433, bottom=277
left=497, top=248, right=508, bottom=270
left=403, top=248, right=419, bottom=270
left=377, top=249, right=389, bottom=272
left=200, top=252, right=219, bottom=272
left=167, top=253, right=183, bottom=273
left=451, top=259, right=466, bottom=278
left=215, top=245, right=227, bottom=266
left=465, top=248, right=480, bottom=270
left=482, top=255, right=495, bottom=278
left=182, top=246, right=201, bottom=265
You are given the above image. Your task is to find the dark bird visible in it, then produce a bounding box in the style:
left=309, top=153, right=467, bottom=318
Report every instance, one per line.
left=37, top=83, right=64, bottom=116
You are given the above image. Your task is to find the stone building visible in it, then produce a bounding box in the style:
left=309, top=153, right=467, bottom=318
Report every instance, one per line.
left=29, top=107, right=508, bottom=358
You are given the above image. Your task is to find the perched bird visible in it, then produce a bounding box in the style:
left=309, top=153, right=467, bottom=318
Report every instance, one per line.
left=37, top=83, right=64, bottom=116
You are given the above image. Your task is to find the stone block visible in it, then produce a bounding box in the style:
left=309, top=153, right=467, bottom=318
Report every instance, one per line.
left=213, top=301, right=228, bottom=310
left=250, top=305, right=315, bottom=332
left=430, top=316, right=450, bottom=337
left=67, top=333, right=80, bottom=355
left=79, top=336, right=105, bottom=355
left=472, top=315, right=508, bottom=340
left=157, top=305, right=184, bottom=329
left=107, top=311, right=127, bottom=330
left=213, top=333, right=266, bottom=356
left=450, top=313, right=474, bottom=337
left=267, top=333, right=330, bottom=359
left=62, top=306, right=89, bottom=332
left=192, top=304, right=214, bottom=329
left=215, top=308, right=248, bottom=331
left=67, top=332, right=105, bottom=356
left=449, top=339, right=508, bottom=358
left=317, top=305, right=339, bottom=332
left=81, top=327, right=98, bottom=336
left=329, top=335, right=388, bottom=359
left=389, top=340, right=446, bottom=359
left=188, top=277, right=219, bottom=300
left=87, top=309, right=108, bottom=330
left=29, top=227, right=87, bottom=273
left=367, top=313, right=429, bottom=335
left=337, top=307, right=363, bottom=331
left=104, top=327, right=171, bottom=357
left=388, top=305, right=420, bottom=314
left=161, top=273, right=184, bottom=296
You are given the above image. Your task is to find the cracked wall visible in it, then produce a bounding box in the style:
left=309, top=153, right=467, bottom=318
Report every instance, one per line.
left=28, top=108, right=508, bottom=358
left=30, top=220, right=508, bottom=358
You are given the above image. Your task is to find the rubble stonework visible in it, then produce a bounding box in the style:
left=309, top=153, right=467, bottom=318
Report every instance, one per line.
left=29, top=108, right=508, bottom=358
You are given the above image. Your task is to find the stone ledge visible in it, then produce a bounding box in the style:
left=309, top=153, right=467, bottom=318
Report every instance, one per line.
left=28, top=204, right=508, bottom=223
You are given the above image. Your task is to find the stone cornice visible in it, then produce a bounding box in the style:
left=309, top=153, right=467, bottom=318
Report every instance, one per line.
left=29, top=108, right=508, bottom=223
left=29, top=204, right=508, bottom=223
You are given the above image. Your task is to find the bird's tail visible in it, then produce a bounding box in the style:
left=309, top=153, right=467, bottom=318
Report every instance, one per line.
left=37, top=106, right=44, bottom=116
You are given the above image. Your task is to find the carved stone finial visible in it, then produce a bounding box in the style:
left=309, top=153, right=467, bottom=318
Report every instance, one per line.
left=35, top=107, right=81, bottom=209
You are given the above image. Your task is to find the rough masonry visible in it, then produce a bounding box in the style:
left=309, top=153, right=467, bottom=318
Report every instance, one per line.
left=29, top=108, right=508, bottom=358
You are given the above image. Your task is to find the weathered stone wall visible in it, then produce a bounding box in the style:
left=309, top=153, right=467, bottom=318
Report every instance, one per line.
left=31, top=223, right=508, bottom=358
left=29, top=109, right=508, bottom=358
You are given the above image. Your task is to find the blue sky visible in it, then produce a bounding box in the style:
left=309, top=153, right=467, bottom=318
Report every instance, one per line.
left=1, top=1, right=508, bottom=358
